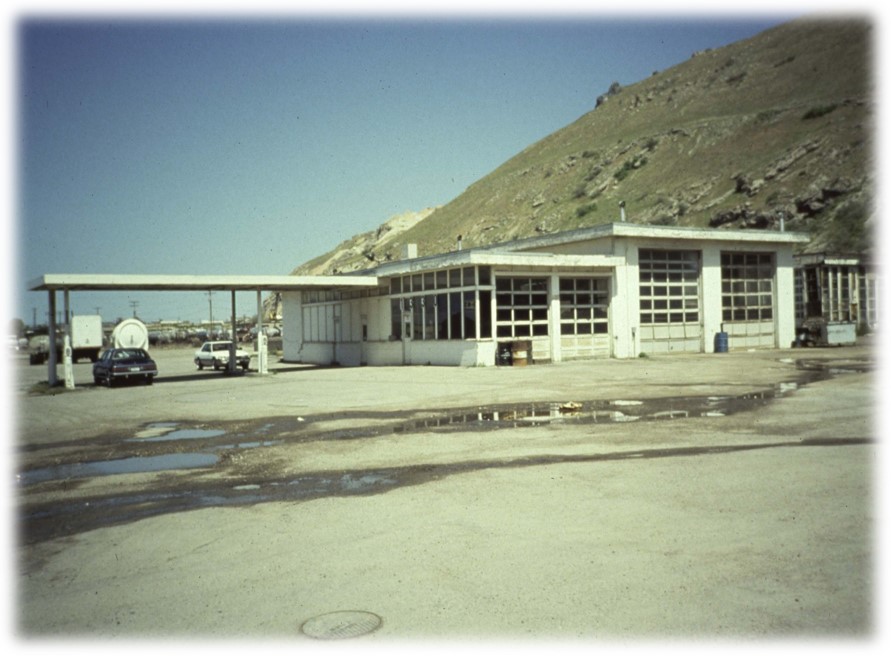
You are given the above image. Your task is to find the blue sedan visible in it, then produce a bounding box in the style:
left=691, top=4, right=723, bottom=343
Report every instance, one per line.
left=92, top=348, right=158, bottom=387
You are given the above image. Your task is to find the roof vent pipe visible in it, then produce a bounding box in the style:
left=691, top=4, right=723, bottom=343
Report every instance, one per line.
left=780, top=214, right=785, bottom=232
left=457, top=234, right=463, bottom=251
left=619, top=200, right=626, bottom=222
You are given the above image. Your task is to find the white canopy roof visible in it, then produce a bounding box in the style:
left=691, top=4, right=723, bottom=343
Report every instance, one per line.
left=28, top=273, right=379, bottom=292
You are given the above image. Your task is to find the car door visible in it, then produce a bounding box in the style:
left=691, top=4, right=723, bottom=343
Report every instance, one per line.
left=98, top=350, right=113, bottom=379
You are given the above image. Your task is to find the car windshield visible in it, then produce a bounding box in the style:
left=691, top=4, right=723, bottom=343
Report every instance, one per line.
left=212, top=343, right=232, bottom=351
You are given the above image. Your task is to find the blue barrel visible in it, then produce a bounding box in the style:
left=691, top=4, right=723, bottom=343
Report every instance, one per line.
left=714, top=332, right=729, bottom=353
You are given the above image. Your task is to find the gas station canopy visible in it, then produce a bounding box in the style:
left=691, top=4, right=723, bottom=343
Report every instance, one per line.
left=28, top=273, right=379, bottom=292
left=28, top=273, right=381, bottom=387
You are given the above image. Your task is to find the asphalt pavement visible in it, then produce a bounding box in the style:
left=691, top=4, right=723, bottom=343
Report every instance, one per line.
left=8, top=342, right=879, bottom=642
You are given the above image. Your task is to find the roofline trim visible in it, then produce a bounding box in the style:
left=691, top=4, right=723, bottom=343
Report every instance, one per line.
left=27, top=273, right=380, bottom=292
left=492, top=222, right=809, bottom=253
left=363, top=251, right=625, bottom=277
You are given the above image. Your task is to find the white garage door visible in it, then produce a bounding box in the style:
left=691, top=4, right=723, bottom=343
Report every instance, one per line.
left=721, top=252, right=775, bottom=349
left=639, top=249, right=702, bottom=353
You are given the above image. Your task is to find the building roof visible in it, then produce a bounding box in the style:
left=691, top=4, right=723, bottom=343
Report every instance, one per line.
left=491, top=222, right=810, bottom=254
left=28, top=224, right=810, bottom=293
left=362, top=251, right=625, bottom=277
left=793, top=252, right=864, bottom=267
left=360, top=222, right=809, bottom=277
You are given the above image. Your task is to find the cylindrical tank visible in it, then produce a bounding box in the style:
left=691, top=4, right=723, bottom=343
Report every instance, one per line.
left=511, top=340, right=531, bottom=366
left=714, top=331, right=729, bottom=353
left=112, top=318, right=150, bottom=350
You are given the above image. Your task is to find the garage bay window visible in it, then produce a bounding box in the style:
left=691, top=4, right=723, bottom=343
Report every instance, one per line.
left=639, top=249, right=700, bottom=325
left=495, top=276, right=549, bottom=338
left=560, top=277, right=609, bottom=335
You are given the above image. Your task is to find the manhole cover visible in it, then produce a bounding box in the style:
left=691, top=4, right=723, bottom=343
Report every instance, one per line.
left=300, top=610, right=382, bottom=639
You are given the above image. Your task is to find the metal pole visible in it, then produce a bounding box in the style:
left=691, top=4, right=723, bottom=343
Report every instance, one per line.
left=63, top=290, right=74, bottom=389
left=207, top=291, right=214, bottom=337
left=257, top=290, right=268, bottom=375
left=229, top=290, right=237, bottom=374
left=47, top=290, right=57, bottom=386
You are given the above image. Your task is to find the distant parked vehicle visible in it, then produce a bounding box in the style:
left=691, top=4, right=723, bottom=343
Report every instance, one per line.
left=28, top=315, right=105, bottom=365
left=92, top=348, right=158, bottom=387
left=69, top=315, right=104, bottom=362
left=194, top=341, right=251, bottom=371
left=28, top=335, right=51, bottom=365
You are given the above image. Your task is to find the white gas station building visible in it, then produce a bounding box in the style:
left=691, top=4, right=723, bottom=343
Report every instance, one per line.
left=282, top=223, right=809, bottom=366
left=30, top=222, right=810, bottom=381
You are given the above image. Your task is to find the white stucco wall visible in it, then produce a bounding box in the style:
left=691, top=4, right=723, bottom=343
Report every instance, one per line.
left=775, top=245, right=797, bottom=349
left=701, top=246, right=725, bottom=354
left=281, top=291, right=303, bottom=362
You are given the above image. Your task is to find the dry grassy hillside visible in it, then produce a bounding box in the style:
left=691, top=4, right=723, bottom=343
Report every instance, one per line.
left=292, top=17, right=873, bottom=277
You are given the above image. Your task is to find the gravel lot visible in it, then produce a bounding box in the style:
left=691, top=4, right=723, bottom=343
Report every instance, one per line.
left=8, top=343, right=879, bottom=642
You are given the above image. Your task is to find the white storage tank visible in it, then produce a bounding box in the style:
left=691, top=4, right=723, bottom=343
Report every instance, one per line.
left=112, top=318, right=150, bottom=350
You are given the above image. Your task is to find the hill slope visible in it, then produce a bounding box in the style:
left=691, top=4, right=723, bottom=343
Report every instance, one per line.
left=292, top=17, right=873, bottom=276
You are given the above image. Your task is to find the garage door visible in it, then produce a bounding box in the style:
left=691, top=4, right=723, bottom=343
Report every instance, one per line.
left=559, top=277, right=610, bottom=359
left=638, top=249, right=702, bottom=353
left=721, top=252, right=775, bottom=349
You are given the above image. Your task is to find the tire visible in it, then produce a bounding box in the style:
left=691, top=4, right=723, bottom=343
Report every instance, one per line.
left=197, top=360, right=204, bottom=370
left=145, top=376, right=154, bottom=386
left=212, top=359, right=220, bottom=371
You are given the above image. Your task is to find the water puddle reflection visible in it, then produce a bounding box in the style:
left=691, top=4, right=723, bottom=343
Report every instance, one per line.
left=19, top=357, right=872, bottom=543
left=130, top=424, right=225, bottom=442
left=19, top=453, right=218, bottom=486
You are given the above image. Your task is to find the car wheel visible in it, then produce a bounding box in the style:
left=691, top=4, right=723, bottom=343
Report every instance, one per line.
left=145, top=376, right=153, bottom=386
left=106, top=375, right=115, bottom=388
left=212, top=359, right=220, bottom=371
left=197, top=360, right=204, bottom=370
left=93, top=375, right=101, bottom=385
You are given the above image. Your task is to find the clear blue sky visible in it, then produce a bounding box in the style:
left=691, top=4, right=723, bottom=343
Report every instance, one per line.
left=11, top=11, right=797, bottom=326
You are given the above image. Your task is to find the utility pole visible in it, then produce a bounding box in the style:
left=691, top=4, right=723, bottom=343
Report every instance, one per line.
left=207, top=291, right=214, bottom=336
left=129, top=300, right=139, bottom=318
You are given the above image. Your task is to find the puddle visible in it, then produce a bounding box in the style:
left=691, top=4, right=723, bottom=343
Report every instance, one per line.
left=19, top=356, right=873, bottom=544
left=21, top=437, right=871, bottom=545
left=132, top=422, right=180, bottom=439
left=130, top=423, right=226, bottom=442
left=213, top=440, right=282, bottom=450
left=18, top=453, right=218, bottom=486
left=383, top=387, right=781, bottom=434
left=13, top=376, right=819, bottom=488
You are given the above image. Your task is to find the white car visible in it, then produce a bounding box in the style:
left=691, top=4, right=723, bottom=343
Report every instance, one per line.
left=194, top=341, right=251, bottom=371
